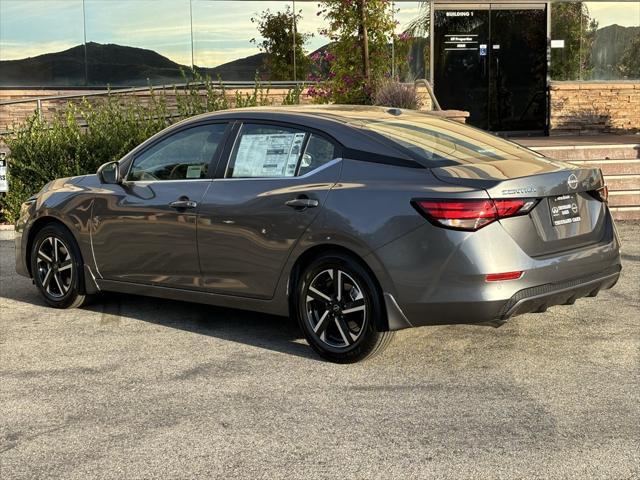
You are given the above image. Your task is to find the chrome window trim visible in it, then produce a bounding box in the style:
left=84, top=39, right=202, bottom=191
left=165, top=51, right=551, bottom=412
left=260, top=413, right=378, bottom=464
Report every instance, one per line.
left=121, top=178, right=213, bottom=186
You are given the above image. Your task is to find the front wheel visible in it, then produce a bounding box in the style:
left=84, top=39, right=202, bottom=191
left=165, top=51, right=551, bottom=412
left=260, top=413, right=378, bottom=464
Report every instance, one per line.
left=31, top=224, right=88, bottom=309
left=296, top=252, right=394, bottom=363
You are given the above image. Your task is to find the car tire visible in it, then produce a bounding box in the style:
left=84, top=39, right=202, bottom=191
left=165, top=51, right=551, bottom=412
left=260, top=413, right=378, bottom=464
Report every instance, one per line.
left=30, top=223, right=88, bottom=309
left=295, top=252, right=394, bottom=363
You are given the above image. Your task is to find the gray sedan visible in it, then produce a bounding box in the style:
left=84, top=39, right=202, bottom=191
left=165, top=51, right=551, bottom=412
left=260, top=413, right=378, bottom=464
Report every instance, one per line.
left=15, top=106, right=621, bottom=362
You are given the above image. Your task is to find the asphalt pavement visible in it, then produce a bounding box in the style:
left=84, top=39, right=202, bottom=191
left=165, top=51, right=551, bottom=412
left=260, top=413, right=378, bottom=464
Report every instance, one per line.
left=1, top=223, right=638, bottom=479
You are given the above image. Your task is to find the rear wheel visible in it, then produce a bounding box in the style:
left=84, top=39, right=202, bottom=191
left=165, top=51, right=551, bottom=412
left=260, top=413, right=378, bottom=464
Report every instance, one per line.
left=296, top=252, right=394, bottom=363
left=31, top=224, right=88, bottom=309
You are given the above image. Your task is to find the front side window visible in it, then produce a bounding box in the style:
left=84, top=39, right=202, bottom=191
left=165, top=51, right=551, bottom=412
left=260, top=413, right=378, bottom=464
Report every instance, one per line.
left=128, top=123, right=227, bottom=181
left=226, top=124, right=337, bottom=179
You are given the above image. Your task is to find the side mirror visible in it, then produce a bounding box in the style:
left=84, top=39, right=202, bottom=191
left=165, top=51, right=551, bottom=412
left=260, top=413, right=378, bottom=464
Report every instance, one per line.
left=97, top=161, right=121, bottom=184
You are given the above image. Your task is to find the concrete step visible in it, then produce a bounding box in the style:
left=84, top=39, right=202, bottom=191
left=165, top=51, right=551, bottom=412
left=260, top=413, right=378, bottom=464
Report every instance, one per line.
left=532, top=144, right=639, bottom=161
left=570, top=159, right=640, bottom=175
left=608, top=191, right=640, bottom=207
left=603, top=175, right=640, bottom=191
left=610, top=206, right=640, bottom=221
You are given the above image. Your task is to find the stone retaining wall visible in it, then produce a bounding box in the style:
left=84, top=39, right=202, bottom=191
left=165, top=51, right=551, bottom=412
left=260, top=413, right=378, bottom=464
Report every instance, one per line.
left=550, top=82, right=640, bottom=136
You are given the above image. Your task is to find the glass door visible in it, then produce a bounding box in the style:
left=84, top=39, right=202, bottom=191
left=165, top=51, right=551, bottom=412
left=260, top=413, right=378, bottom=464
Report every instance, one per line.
left=434, top=7, right=491, bottom=129
left=434, top=3, right=547, bottom=133
left=489, top=5, right=547, bottom=131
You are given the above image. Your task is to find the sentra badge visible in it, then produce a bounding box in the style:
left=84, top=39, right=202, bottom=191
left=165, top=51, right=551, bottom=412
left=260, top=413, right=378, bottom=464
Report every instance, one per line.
left=501, top=186, right=536, bottom=196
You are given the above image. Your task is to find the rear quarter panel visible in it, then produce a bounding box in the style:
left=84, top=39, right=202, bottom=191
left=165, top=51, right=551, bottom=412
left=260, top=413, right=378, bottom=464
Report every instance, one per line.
left=281, top=159, right=489, bottom=298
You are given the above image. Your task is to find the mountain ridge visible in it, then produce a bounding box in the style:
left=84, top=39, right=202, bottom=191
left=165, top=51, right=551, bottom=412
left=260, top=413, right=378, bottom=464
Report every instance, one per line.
left=0, top=42, right=267, bottom=86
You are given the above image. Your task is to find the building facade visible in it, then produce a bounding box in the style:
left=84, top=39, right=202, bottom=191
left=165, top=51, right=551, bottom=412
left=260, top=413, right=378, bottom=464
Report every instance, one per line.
left=1, top=0, right=639, bottom=134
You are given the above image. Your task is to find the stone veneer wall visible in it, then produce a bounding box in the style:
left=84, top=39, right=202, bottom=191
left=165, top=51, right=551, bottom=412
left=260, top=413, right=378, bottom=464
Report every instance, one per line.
left=550, top=81, right=640, bottom=135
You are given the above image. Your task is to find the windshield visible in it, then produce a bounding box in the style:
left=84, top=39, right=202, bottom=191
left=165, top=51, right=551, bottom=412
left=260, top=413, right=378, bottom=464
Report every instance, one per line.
left=359, top=116, right=546, bottom=165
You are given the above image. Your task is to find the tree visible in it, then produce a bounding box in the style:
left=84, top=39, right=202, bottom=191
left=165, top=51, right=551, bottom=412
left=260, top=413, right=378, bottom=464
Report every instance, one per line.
left=251, top=6, right=312, bottom=81
left=618, top=32, right=640, bottom=79
left=550, top=2, right=598, bottom=80
left=398, top=1, right=431, bottom=81
left=310, top=0, right=398, bottom=104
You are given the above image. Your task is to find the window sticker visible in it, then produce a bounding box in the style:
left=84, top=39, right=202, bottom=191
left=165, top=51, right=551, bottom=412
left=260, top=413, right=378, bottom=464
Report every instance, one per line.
left=186, top=165, right=203, bottom=179
left=233, top=132, right=306, bottom=177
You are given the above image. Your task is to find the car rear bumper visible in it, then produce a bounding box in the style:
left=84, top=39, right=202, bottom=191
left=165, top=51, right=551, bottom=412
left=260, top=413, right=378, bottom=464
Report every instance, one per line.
left=370, top=212, right=622, bottom=331
left=496, top=264, right=620, bottom=321
left=384, top=264, right=621, bottom=330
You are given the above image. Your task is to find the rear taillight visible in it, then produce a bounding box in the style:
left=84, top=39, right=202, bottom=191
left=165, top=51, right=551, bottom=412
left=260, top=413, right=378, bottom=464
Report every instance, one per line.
left=412, top=198, right=538, bottom=231
left=589, top=185, right=608, bottom=203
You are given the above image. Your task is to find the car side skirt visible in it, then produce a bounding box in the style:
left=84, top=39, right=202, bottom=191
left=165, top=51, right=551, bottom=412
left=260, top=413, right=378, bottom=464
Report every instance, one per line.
left=96, top=279, right=289, bottom=317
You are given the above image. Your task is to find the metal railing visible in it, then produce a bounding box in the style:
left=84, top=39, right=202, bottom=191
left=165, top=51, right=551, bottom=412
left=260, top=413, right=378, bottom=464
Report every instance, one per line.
left=0, top=78, right=441, bottom=135
left=0, top=80, right=310, bottom=120
left=415, top=79, right=441, bottom=111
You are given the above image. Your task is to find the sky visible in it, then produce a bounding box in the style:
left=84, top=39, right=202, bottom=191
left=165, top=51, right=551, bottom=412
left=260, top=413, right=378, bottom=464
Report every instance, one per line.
left=0, top=0, right=332, bottom=66
left=1, top=1, right=639, bottom=65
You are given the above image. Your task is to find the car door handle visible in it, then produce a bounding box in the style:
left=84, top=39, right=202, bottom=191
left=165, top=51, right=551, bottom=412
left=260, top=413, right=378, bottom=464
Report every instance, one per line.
left=285, top=198, right=319, bottom=209
left=169, top=199, right=198, bottom=210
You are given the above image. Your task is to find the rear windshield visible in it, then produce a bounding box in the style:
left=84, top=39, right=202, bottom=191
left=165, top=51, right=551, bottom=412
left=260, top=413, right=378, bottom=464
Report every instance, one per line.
left=359, top=116, right=545, bottom=165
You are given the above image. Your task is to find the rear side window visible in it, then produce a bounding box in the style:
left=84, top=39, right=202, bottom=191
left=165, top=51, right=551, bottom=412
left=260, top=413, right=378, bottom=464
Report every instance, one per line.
left=299, top=135, right=336, bottom=176
left=128, top=123, right=227, bottom=181
left=226, top=124, right=337, bottom=178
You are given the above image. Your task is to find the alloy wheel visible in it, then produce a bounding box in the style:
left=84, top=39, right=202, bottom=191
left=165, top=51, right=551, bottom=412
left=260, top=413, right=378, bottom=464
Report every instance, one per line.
left=305, top=268, right=367, bottom=348
left=36, top=236, right=73, bottom=298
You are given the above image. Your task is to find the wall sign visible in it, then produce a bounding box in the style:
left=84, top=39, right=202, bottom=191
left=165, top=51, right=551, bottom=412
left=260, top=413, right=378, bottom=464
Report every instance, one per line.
left=444, top=33, right=479, bottom=52
left=0, top=155, right=7, bottom=193
left=551, top=39, right=565, bottom=48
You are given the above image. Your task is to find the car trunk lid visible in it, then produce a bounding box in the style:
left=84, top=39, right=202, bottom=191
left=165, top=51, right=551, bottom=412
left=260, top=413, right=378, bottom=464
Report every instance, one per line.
left=432, top=160, right=609, bottom=257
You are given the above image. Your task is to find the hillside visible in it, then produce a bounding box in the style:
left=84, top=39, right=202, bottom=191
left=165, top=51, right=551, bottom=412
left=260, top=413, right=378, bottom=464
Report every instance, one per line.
left=0, top=42, right=266, bottom=87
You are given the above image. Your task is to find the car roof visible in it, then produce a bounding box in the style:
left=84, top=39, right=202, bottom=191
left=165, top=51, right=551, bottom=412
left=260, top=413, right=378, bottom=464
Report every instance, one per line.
left=174, top=105, right=444, bottom=166
left=183, top=104, right=435, bottom=128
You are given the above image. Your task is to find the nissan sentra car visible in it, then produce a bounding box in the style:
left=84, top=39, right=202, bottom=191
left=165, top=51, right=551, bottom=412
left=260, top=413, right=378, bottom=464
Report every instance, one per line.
left=16, top=105, right=621, bottom=362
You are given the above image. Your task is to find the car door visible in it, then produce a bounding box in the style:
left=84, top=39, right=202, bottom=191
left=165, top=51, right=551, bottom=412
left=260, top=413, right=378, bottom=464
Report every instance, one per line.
left=197, top=122, right=342, bottom=299
left=91, top=122, right=229, bottom=288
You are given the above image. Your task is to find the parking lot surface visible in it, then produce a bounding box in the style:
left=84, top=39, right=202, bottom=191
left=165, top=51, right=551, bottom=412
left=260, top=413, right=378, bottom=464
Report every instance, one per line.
left=1, top=223, right=639, bottom=479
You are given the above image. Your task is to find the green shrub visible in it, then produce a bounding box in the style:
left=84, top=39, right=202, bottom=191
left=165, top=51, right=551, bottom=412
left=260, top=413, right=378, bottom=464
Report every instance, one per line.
left=281, top=84, right=305, bottom=105
left=0, top=75, right=270, bottom=223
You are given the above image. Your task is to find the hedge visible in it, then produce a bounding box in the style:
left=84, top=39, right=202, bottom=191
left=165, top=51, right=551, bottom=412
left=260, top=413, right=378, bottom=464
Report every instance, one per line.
left=0, top=76, right=289, bottom=223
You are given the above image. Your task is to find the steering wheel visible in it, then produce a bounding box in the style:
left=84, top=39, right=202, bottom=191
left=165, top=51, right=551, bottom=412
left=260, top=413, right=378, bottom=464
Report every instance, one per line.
left=169, top=164, right=187, bottom=180
left=137, top=170, right=159, bottom=181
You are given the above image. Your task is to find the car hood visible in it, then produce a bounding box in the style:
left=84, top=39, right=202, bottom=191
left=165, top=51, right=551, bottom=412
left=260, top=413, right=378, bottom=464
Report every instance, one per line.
left=36, top=175, right=91, bottom=195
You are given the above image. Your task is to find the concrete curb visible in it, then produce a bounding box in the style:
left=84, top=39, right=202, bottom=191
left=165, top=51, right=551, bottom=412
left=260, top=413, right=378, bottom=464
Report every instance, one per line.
left=0, top=224, right=15, bottom=231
